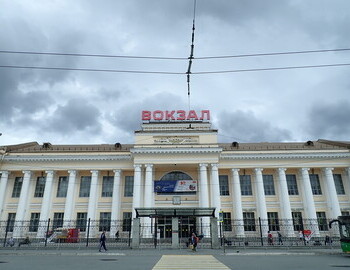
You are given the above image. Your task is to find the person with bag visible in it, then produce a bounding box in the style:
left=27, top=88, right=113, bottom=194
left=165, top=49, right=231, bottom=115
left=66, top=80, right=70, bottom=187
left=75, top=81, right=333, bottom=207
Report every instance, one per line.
left=191, top=232, right=198, bottom=251
left=99, top=230, right=107, bottom=252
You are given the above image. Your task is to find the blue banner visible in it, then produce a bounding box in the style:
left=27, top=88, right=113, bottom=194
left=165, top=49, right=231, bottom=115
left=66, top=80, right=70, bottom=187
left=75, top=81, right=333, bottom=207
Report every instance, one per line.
left=154, top=180, right=197, bottom=193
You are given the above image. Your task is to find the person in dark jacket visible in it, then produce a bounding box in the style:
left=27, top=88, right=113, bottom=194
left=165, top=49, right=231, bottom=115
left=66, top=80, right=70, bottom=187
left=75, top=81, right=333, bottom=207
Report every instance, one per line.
left=99, top=230, right=107, bottom=252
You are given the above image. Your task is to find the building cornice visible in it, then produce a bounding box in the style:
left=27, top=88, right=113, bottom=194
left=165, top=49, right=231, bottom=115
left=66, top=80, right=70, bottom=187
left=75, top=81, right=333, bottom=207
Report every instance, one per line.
left=3, top=154, right=132, bottom=162
left=131, top=147, right=222, bottom=155
left=220, top=152, right=350, bottom=160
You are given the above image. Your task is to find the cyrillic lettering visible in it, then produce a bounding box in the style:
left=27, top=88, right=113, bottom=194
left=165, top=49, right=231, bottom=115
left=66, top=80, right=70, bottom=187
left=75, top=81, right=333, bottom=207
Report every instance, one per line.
left=142, top=111, right=151, bottom=121
left=186, top=110, right=199, bottom=120
left=177, top=110, right=186, bottom=120
left=165, top=110, right=176, bottom=120
left=153, top=110, right=164, bottom=120
left=200, top=110, right=210, bottom=120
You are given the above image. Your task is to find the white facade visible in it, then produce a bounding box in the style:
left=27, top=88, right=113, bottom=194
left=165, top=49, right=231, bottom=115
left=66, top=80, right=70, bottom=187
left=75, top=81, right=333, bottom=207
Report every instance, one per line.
left=0, top=121, right=350, bottom=238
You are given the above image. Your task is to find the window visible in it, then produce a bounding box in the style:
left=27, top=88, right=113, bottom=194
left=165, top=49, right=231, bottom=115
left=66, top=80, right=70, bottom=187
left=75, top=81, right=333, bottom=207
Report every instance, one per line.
left=99, top=212, right=111, bottom=231
left=286, top=174, right=299, bottom=195
left=79, top=176, right=91, bottom=197
left=223, top=212, right=232, bottom=231
left=12, top=177, right=23, bottom=197
left=160, top=171, right=192, bottom=181
left=34, top=176, right=46, bottom=197
left=333, top=174, right=345, bottom=195
left=243, top=212, right=256, bottom=231
left=341, top=211, right=350, bottom=216
left=292, top=212, right=303, bottom=231
left=240, top=175, right=252, bottom=196
left=7, top=213, right=16, bottom=232
left=263, top=175, right=275, bottom=195
left=57, top=176, right=68, bottom=197
left=316, top=212, right=328, bottom=231
left=157, top=171, right=195, bottom=195
left=53, top=213, right=64, bottom=229
left=102, top=176, right=113, bottom=197
left=219, top=175, right=229, bottom=196
left=267, top=212, right=280, bottom=231
left=29, top=213, right=40, bottom=232
left=124, top=176, right=134, bottom=197
left=76, top=212, right=87, bottom=232
left=122, top=212, right=132, bottom=231
left=310, top=174, right=322, bottom=195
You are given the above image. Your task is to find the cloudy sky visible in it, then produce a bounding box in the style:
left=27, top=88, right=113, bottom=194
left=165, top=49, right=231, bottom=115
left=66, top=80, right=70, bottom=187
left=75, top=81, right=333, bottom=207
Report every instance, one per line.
left=1, top=0, right=350, bottom=146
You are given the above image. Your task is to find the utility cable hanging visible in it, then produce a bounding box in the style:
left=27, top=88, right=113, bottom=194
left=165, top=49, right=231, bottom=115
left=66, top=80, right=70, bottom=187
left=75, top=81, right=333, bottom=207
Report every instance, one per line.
left=186, top=0, right=197, bottom=110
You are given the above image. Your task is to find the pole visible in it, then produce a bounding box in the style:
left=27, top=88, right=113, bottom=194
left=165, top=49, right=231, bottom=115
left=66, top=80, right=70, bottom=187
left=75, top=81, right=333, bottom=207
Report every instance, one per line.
left=154, top=218, right=157, bottom=249
left=259, top=217, right=264, bottom=246
left=128, top=219, right=132, bottom=247
left=86, top=218, right=90, bottom=247
left=45, top=218, right=50, bottom=247
left=3, top=216, right=10, bottom=247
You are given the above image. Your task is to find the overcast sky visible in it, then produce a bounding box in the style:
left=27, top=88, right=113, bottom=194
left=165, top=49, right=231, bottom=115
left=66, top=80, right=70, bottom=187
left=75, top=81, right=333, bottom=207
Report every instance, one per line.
left=1, top=0, right=350, bottom=146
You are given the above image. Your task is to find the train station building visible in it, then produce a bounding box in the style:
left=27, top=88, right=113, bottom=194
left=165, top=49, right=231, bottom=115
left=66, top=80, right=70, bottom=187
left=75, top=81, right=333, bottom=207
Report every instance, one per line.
left=0, top=109, right=349, bottom=245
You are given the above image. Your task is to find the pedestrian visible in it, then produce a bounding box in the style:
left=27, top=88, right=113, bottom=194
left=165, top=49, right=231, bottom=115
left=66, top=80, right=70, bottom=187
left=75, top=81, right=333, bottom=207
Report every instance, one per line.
left=191, top=232, right=198, bottom=251
left=267, top=231, right=273, bottom=245
left=299, top=230, right=304, bottom=244
left=115, top=230, right=119, bottom=242
left=99, top=230, right=107, bottom=252
left=277, top=231, right=283, bottom=245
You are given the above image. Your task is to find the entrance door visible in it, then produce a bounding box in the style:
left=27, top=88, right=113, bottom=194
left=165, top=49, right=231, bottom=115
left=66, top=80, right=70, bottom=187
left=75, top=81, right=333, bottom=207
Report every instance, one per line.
left=179, top=217, right=196, bottom=238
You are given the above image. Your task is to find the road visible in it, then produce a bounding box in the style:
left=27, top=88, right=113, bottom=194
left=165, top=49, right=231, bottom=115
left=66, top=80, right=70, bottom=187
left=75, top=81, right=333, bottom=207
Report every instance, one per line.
left=0, top=249, right=349, bottom=270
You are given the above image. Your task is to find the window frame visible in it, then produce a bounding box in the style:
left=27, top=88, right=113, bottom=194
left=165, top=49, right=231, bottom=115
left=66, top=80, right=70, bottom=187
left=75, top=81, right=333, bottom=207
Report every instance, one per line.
left=286, top=174, right=299, bottom=195
left=219, top=175, right=230, bottom=196
left=56, top=176, right=68, bottom=197
left=310, top=174, right=322, bottom=195
left=12, top=177, right=23, bottom=198
left=240, top=175, right=253, bottom=196
left=102, top=176, right=114, bottom=197
left=34, top=176, right=46, bottom=198
left=263, top=175, right=275, bottom=195
left=124, top=176, right=134, bottom=197
left=79, top=176, right=91, bottom=197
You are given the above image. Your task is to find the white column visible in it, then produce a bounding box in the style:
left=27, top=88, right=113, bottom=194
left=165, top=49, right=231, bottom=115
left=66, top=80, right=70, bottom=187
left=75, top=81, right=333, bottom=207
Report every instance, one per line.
left=199, top=163, right=210, bottom=236
left=143, top=164, right=153, bottom=238
left=323, top=168, right=341, bottom=219
left=300, top=168, right=320, bottom=236
left=210, top=164, right=221, bottom=218
left=63, top=170, right=77, bottom=227
left=110, top=169, right=122, bottom=237
left=346, top=168, right=350, bottom=202
left=277, top=168, right=294, bottom=237
left=254, top=168, right=268, bottom=235
left=87, top=170, right=99, bottom=220
left=231, top=169, right=244, bottom=237
left=37, top=170, right=55, bottom=238
left=132, top=165, right=142, bottom=219
left=0, top=171, right=9, bottom=220
left=13, top=171, right=32, bottom=238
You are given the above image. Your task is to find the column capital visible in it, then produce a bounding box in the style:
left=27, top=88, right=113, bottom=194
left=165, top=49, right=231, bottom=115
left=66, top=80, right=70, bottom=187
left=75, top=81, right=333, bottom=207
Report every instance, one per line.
left=254, top=168, right=263, bottom=173
left=145, top=164, right=153, bottom=169
left=210, top=163, right=218, bottom=169
left=300, top=168, right=310, bottom=173
left=0, top=171, right=9, bottom=177
left=231, top=168, right=240, bottom=173
left=278, top=168, right=287, bottom=173
left=113, top=169, right=121, bottom=175
left=322, top=167, right=334, bottom=173
left=199, top=163, right=208, bottom=168
left=345, top=167, right=350, bottom=173
left=22, top=170, right=32, bottom=176
left=45, top=170, right=55, bottom=177
left=134, top=164, right=142, bottom=169
left=90, top=170, right=99, bottom=176
left=68, top=170, right=77, bottom=176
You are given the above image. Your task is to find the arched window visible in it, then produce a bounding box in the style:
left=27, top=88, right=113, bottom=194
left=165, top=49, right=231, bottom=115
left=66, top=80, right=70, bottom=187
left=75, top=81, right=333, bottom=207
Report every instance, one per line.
left=156, top=171, right=196, bottom=195
left=160, top=171, right=193, bottom=181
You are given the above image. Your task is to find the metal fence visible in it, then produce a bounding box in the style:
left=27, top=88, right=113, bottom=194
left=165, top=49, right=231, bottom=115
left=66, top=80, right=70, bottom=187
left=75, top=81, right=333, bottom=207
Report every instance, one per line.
left=0, top=217, right=341, bottom=249
left=221, top=218, right=340, bottom=249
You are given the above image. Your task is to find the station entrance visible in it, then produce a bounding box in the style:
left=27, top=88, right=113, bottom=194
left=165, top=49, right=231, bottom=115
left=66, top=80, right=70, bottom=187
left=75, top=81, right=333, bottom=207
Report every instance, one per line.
left=133, top=207, right=219, bottom=249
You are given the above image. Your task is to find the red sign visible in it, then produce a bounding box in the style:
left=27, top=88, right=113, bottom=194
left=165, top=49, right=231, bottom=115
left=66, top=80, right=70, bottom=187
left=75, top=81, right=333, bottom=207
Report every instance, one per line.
left=142, top=110, right=210, bottom=122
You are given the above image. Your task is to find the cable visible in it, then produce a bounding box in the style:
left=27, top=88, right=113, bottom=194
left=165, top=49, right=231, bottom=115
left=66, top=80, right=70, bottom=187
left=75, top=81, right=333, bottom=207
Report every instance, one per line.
left=1, top=62, right=350, bottom=75
left=0, top=65, right=184, bottom=75
left=192, top=63, right=350, bottom=74
left=1, top=47, right=349, bottom=60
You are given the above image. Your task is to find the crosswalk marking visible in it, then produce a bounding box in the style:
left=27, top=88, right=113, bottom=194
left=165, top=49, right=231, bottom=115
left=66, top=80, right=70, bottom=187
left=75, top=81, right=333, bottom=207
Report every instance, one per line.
left=152, top=255, right=231, bottom=270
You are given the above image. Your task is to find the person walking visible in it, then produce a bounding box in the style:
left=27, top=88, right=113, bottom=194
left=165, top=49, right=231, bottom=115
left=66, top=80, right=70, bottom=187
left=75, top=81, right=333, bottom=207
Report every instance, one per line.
left=267, top=231, right=273, bottom=245
left=99, top=230, right=107, bottom=252
left=191, top=232, right=198, bottom=251
left=277, top=231, right=283, bottom=245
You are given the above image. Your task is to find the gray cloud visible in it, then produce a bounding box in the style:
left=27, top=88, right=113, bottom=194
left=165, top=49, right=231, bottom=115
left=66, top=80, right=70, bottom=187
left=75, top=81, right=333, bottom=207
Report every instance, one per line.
left=46, top=98, right=102, bottom=134
left=217, top=110, right=292, bottom=142
left=306, top=101, right=350, bottom=140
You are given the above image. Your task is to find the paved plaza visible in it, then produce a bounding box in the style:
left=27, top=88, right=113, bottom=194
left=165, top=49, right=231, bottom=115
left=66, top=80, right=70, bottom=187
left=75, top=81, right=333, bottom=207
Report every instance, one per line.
left=0, top=247, right=348, bottom=270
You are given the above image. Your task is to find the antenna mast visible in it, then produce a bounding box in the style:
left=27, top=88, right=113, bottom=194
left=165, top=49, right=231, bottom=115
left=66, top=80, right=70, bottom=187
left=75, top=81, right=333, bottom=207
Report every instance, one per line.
left=186, top=0, right=197, bottom=111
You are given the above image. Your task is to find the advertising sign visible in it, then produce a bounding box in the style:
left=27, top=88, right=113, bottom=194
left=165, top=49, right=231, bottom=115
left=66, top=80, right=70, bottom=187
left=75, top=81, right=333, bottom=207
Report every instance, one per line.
left=154, top=180, right=197, bottom=193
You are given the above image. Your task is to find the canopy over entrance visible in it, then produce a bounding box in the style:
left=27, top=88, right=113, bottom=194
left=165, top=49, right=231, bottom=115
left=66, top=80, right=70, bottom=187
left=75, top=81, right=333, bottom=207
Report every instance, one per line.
left=135, top=207, right=215, bottom=218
